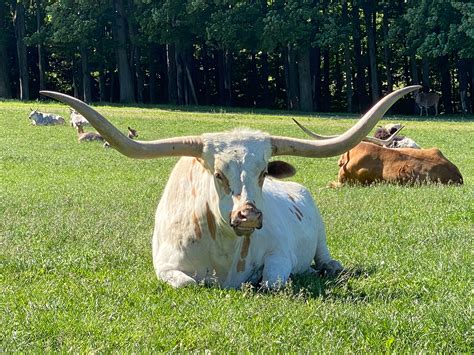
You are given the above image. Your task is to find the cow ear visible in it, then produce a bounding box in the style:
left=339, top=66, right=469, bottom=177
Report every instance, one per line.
left=267, top=160, right=296, bottom=179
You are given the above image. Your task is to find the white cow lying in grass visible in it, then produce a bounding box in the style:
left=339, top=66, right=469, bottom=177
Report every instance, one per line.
left=41, top=86, right=420, bottom=290
left=374, top=123, right=421, bottom=149
left=28, top=109, right=65, bottom=126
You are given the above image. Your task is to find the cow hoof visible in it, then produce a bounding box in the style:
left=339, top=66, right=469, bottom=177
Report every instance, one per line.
left=328, top=181, right=343, bottom=188
left=316, top=260, right=343, bottom=278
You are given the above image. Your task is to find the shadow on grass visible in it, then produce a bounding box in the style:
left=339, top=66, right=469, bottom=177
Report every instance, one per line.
left=286, top=265, right=377, bottom=300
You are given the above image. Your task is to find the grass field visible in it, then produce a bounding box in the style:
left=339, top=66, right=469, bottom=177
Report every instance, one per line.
left=1, top=100, right=473, bottom=352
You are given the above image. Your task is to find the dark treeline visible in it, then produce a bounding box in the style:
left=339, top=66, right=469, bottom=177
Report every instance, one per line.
left=0, top=0, right=473, bottom=114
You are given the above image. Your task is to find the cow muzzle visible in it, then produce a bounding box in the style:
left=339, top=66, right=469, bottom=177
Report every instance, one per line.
left=230, top=203, right=263, bottom=236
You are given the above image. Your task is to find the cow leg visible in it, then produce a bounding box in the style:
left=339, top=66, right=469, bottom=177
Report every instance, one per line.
left=313, top=229, right=343, bottom=278
left=261, top=254, right=292, bottom=289
left=157, top=269, right=197, bottom=288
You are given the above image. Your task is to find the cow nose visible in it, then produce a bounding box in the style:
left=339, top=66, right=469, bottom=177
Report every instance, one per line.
left=230, top=203, right=263, bottom=229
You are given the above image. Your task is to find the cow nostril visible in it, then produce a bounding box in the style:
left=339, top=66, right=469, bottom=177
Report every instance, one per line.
left=237, top=210, right=247, bottom=220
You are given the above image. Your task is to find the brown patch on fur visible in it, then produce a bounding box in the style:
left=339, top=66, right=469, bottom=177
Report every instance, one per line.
left=205, top=203, right=216, bottom=240
left=240, top=236, right=251, bottom=259
left=191, top=186, right=197, bottom=197
left=236, top=236, right=251, bottom=273
left=188, top=168, right=193, bottom=183
left=192, top=212, right=202, bottom=240
left=236, top=259, right=246, bottom=272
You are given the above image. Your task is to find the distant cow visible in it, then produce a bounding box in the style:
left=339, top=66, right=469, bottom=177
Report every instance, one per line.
left=28, top=110, right=65, bottom=126
left=374, top=124, right=421, bottom=149
left=103, top=127, right=138, bottom=148
left=329, top=142, right=463, bottom=187
left=415, top=91, right=440, bottom=116
left=70, top=108, right=89, bottom=128
left=76, top=124, right=105, bottom=143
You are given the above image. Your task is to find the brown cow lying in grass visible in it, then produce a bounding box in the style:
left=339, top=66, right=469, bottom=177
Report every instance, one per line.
left=292, top=119, right=463, bottom=186
left=328, top=142, right=463, bottom=187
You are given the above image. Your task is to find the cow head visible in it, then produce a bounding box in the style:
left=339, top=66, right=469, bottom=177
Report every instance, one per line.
left=197, top=131, right=297, bottom=235
left=28, top=109, right=41, bottom=121
left=39, top=86, right=420, bottom=236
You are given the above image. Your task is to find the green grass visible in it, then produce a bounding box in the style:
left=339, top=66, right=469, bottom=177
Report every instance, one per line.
left=1, top=100, right=473, bottom=352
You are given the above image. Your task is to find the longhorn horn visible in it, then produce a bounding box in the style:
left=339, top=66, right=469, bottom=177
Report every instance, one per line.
left=365, top=125, right=405, bottom=146
left=292, top=118, right=405, bottom=146
left=271, top=86, right=421, bottom=157
left=39, top=91, right=203, bottom=159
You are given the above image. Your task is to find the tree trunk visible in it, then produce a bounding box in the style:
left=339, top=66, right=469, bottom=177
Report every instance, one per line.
left=249, top=52, right=258, bottom=107
left=175, top=43, right=185, bottom=105
left=457, top=58, right=468, bottom=113
left=201, top=43, right=210, bottom=105
left=410, top=51, right=419, bottom=85
left=127, top=0, right=143, bottom=103
left=80, top=45, right=92, bottom=103
left=98, top=65, right=107, bottom=102
left=14, top=2, right=29, bottom=100
left=298, top=47, right=312, bottom=112
left=342, top=1, right=353, bottom=112
left=285, top=44, right=299, bottom=110
left=468, top=59, right=474, bottom=114
left=438, top=55, right=452, bottom=114
left=149, top=45, right=159, bottom=104
left=322, top=49, right=330, bottom=111
left=352, top=1, right=366, bottom=112
left=363, top=1, right=379, bottom=103
left=422, top=57, right=430, bottom=91
left=0, top=0, right=11, bottom=98
left=311, top=47, right=321, bottom=111
left=260, top=52, right=271, bottom=108
left=382, top=5, right=392, bottom=93
left=73, top=58, right=81, bottom=98
left=36, top=0, right=45, bottom=92
left=112, top=0, right=135, bottom=103
left=166, top=43, right=177, bottom=104
left=217, top=48, right=232, bottom=106
left=334, top=51, right=343, bottom=102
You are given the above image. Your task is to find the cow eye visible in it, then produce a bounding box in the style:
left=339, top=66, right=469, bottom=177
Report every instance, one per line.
left=214, top=172, right=223, bottom=180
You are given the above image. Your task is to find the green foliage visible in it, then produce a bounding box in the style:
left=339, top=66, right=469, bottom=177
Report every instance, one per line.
left=403, top=0, right=474, bottom=58
left=1, top=101, right=473, bottom=351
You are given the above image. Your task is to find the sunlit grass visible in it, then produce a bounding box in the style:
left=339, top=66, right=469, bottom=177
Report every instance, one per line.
left=1, top=101, right=473, bottom=352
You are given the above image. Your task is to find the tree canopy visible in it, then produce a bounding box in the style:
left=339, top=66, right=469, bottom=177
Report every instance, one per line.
left=1, top=0, right=473, bottom=114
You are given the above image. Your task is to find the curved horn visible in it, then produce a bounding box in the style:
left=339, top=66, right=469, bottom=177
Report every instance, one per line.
left=292, top=118, right=405, bottom=146
left=39, top=91, right=203, bottom=159
left=291, top=118, right=337, bottom=140
left=365, top=125, right=405, bottom=146
left=271, top=86, right=421, bottom=157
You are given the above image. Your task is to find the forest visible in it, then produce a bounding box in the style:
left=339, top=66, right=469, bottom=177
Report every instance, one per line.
left=0, top=0, right=473, bottom=114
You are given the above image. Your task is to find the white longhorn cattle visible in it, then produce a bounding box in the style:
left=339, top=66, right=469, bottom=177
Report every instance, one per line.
left=374, top=123, right=421, bottom=149
left=28, top=109, right=65, bottom=126
left=40, top=86, right=420, bottom=289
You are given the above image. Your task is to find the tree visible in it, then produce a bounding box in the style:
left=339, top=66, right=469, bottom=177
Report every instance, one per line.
left=13, top=0, right=29, bottom=100
left=0, top=0, right=12, bottom=98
